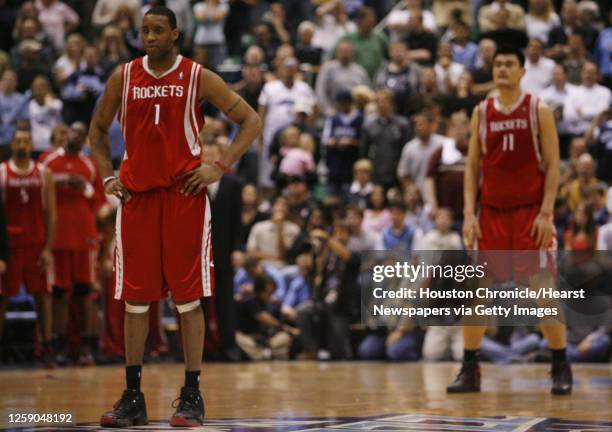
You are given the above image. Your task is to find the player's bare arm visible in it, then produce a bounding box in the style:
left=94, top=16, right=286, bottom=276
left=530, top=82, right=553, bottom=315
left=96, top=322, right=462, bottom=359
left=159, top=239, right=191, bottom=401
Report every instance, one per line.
left=38, top=167, right=56, bottom=271
left=180, top=68, right=262, bottom=195
left=89, top=68, right=131, bottom=202
left=530, top=101, right=560, bottom=249
left=463, top=105, right=483, bottom=249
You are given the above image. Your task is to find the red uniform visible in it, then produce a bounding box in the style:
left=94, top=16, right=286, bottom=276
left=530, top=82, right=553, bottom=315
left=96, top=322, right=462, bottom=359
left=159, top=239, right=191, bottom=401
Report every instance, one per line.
left=115, top=55, right=213, bottom=303
left=41, top=148, right=106, bottom=289
left=0, top=160, right=52, bottom=296
left=477, top=93, right=555, bottom=280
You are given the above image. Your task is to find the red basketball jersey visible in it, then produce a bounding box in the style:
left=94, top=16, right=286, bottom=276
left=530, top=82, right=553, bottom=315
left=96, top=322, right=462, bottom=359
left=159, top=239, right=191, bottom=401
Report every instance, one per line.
left=118, top=55, right=205, bottom=192
left=41, top=148, right=106, bottom=250
left=478, top=93, right=544, bottom=209
left=0, top=160, right=46, bottom=248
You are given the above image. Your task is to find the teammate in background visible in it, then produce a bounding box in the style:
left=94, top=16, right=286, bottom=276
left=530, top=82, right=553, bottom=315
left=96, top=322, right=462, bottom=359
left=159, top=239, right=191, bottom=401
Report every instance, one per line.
left=0, top=126, right=56, bottom=367
left=89, top=6, right=261, bottom=428
left=40, top=122, right=109, bottom=366
left=449, top=47, right=572, bottom=395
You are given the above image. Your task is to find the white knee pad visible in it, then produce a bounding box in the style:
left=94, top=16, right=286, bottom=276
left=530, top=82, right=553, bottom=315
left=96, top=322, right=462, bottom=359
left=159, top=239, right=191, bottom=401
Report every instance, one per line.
left=175, top=299, right=200, bottom=314
left=125, top=302, right=150, bottom=313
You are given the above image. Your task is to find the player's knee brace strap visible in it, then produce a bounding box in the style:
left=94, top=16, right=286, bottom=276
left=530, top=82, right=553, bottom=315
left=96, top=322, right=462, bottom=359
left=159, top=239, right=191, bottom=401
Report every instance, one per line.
left=125, top=302, right=150, bottom=313
left=176, top=299, right=200, bottom=314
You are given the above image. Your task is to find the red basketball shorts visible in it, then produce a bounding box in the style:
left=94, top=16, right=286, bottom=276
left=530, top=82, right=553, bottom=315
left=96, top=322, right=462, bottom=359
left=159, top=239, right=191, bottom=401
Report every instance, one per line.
left=478, top=204, right=556, bottom=282
left=53, top=249, right=98, bottom=289
left=114, top=184, right=214, bottom=303
left=0, top=246, right=53, bottom=296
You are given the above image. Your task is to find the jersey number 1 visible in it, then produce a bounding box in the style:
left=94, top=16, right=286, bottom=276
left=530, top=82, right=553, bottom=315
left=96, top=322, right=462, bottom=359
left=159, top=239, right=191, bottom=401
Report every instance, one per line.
left=154, top=104, right=160, bottom=125
left=502, top=133, right=514, bottom=151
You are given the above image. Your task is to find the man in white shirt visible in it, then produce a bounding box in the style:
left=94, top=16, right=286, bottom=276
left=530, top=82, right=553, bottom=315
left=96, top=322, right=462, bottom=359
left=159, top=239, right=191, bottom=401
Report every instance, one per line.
left=540, top=64, right=577, bottom=137
left=521, top=38, right=556, bottom=94
left=257, top=57, right=315, bottom=186
left=397, top=112, right=449, bottom=194
left=563, top=62, right=612, bottom=136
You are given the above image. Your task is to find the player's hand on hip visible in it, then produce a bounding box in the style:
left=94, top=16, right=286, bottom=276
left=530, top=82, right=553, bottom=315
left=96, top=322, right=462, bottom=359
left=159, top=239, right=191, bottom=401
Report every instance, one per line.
left=37, top=248, right=53, bottom=272
left=462, top=212, right=481, bottom=249
left=179, top=163, right=222, bottom=195
left=105, top=178, right=131, bottom=202
left=530, top=212, right=553, bottom=249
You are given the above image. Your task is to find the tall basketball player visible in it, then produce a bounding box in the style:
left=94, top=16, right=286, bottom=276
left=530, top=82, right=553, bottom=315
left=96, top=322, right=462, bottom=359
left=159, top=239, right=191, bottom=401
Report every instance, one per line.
left=0, top=126, right=56, bottom=367
left=448, top=47, right=572, bottom=395
left=89, top=6, right=262, bottom=428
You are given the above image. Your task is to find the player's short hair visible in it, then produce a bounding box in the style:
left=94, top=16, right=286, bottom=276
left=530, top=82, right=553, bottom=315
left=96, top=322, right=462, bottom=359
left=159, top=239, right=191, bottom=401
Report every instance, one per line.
left=145, top=6, right=177, bottom=29
left=493, top=46, right=525, bottom=66
left=12, top=122, right=32, bottom=139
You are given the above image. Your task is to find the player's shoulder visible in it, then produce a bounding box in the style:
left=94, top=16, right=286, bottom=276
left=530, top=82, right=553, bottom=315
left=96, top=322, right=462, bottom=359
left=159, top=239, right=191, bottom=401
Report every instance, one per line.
left=39, top=147, right=64, bottom=166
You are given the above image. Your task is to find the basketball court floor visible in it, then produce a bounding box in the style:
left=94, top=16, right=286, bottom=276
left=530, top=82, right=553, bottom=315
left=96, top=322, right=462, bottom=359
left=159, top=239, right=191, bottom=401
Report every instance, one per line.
left=1, top=362, right=611, bottom=431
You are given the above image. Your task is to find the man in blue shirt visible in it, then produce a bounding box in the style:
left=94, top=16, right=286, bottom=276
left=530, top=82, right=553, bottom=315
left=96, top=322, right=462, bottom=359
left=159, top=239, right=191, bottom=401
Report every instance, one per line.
left=0, top=69, right=29, bottom=160
left=382, top=200, right=422, bottom=255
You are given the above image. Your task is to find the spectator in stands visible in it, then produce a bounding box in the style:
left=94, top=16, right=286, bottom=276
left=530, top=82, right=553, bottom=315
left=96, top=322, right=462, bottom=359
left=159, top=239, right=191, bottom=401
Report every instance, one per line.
left=239, top=184, right=268, bottom=251
left=335, top=7, right=388, bottom=80
left=60, top=45, right=105, bottom=125
left=0, top=70, right=29, bottom=160
left=387, top=0, right=437, bottom=42
left=480, top=6, right=529, bottom=50
left=322, top=90, right=363, bottom=196
left=192, top=0, right=229, bottom=70
left=594, top=12, right=612, bottom=87
left=479, top=0, right=525, bottom=33
left=346, top=205, right=381, bottom=252
left=247, top=197, right=300, bottom=267
left=28, top=75, right=62, bottom=157
left=362, top=184, right=392, bottom=234
left=403, top=183, right=434, bottom=234
left=541, top=64, right=577, bottom=157
left=547, top=0, right=598, bottom=61
left=563, top=34, right=589, bottom=85
left=295, top=21, right=322, bottom=72
left=286, top=176, right=316, bottom=225
left=264, top=2, right=291, bottom=46
left=347, top=159, right=374, bottom=209
left=382, top=200, right=423, bottom=256
left=35, top=0, right=79, bottom=52
left=424, top=111, right=468, bottom=223
left=565, top=202, right=598, bottom=251
left=450, top=21, right=479, bottom=70
left=597, top=189, right=612, bottom=250
left=92, top=0, right=140, bottom=28
left=559, top=136, right=587, bottom=187
left=113, top=5, right=142, bottom=59
left=563, top=62, right=611, bottom=137
left=11, top=16, right=55, bottom=69
left=420, top=208, right=463, bottom=361
left=53, top=33, right=85, bottom=86
left=297, top=221, right=360, bottom=360
left=403, top=10, right=438, bottom=66
left=434, top=43, right=465, bottom=95
left=281, top=253, right=312, bottom=324
left=375, top=40, right=422, bottom=117
left=471, top=39, right=497, bottom=97
left=525, top=0, right=560, bottom=44
left=97, top=25, right=130, bottom=79
left=566, top=153, right=599, bottom=212
left=316, top=40, right=368, bottom=116
left=361, top=89, right=411, bottom=189
left=584, top=104, right=612, bottom=182
left=521, top=38, right=555, bottom=94
left=440, top=71, right=479, bottom=118
left=258, top=56, right=315, bottom=187
left=236, top=275, right=298, bottom=361
left=15, top=39, right=53, bottom=94
left=312, top=0, right=356, bottom=54
left=587, top=184, right=609, bottom=227
left=397, top=112, right=446, bottom=193
left=278, top=132, right=316, bottom=184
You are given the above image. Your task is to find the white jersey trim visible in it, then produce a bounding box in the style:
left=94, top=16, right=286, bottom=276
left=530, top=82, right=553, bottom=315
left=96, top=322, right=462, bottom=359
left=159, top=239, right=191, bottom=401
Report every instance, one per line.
left=120, top=61, right=133, bottom=140
left=201, top=195, right=212, bottom=297
left=142, top=55, right=183, bottom=80
left=183, top=62, right=200, bottom=156
left=114, top=205, right=124, bottom=300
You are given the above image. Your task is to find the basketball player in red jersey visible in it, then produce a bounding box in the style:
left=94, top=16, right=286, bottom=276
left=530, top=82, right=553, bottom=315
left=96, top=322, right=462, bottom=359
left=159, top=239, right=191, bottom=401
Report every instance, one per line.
left=0, top=126, right=56, bottom=367
left=447, top=47, right=572, bottom=395
left=40, top=123, right=108, bottom=366
left=89, top=7, right=262, bottom=428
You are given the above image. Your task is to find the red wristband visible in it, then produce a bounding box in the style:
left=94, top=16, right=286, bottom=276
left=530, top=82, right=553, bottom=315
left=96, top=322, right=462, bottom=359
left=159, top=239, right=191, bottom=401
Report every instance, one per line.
left=213, top=160, right=230, bottom=173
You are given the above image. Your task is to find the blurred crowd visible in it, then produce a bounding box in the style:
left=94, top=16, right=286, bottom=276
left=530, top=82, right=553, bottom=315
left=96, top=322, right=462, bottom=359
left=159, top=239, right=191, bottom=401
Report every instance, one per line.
left=0, top=0, right=612, bottom=366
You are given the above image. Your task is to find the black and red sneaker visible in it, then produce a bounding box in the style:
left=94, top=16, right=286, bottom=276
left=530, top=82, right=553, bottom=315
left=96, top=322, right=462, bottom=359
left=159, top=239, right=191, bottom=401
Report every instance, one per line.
left=170, top=386, right=205, bottom=427
left=447, top=361, right=481, bottom=393
left=100, top=389, right=148, bottom=428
